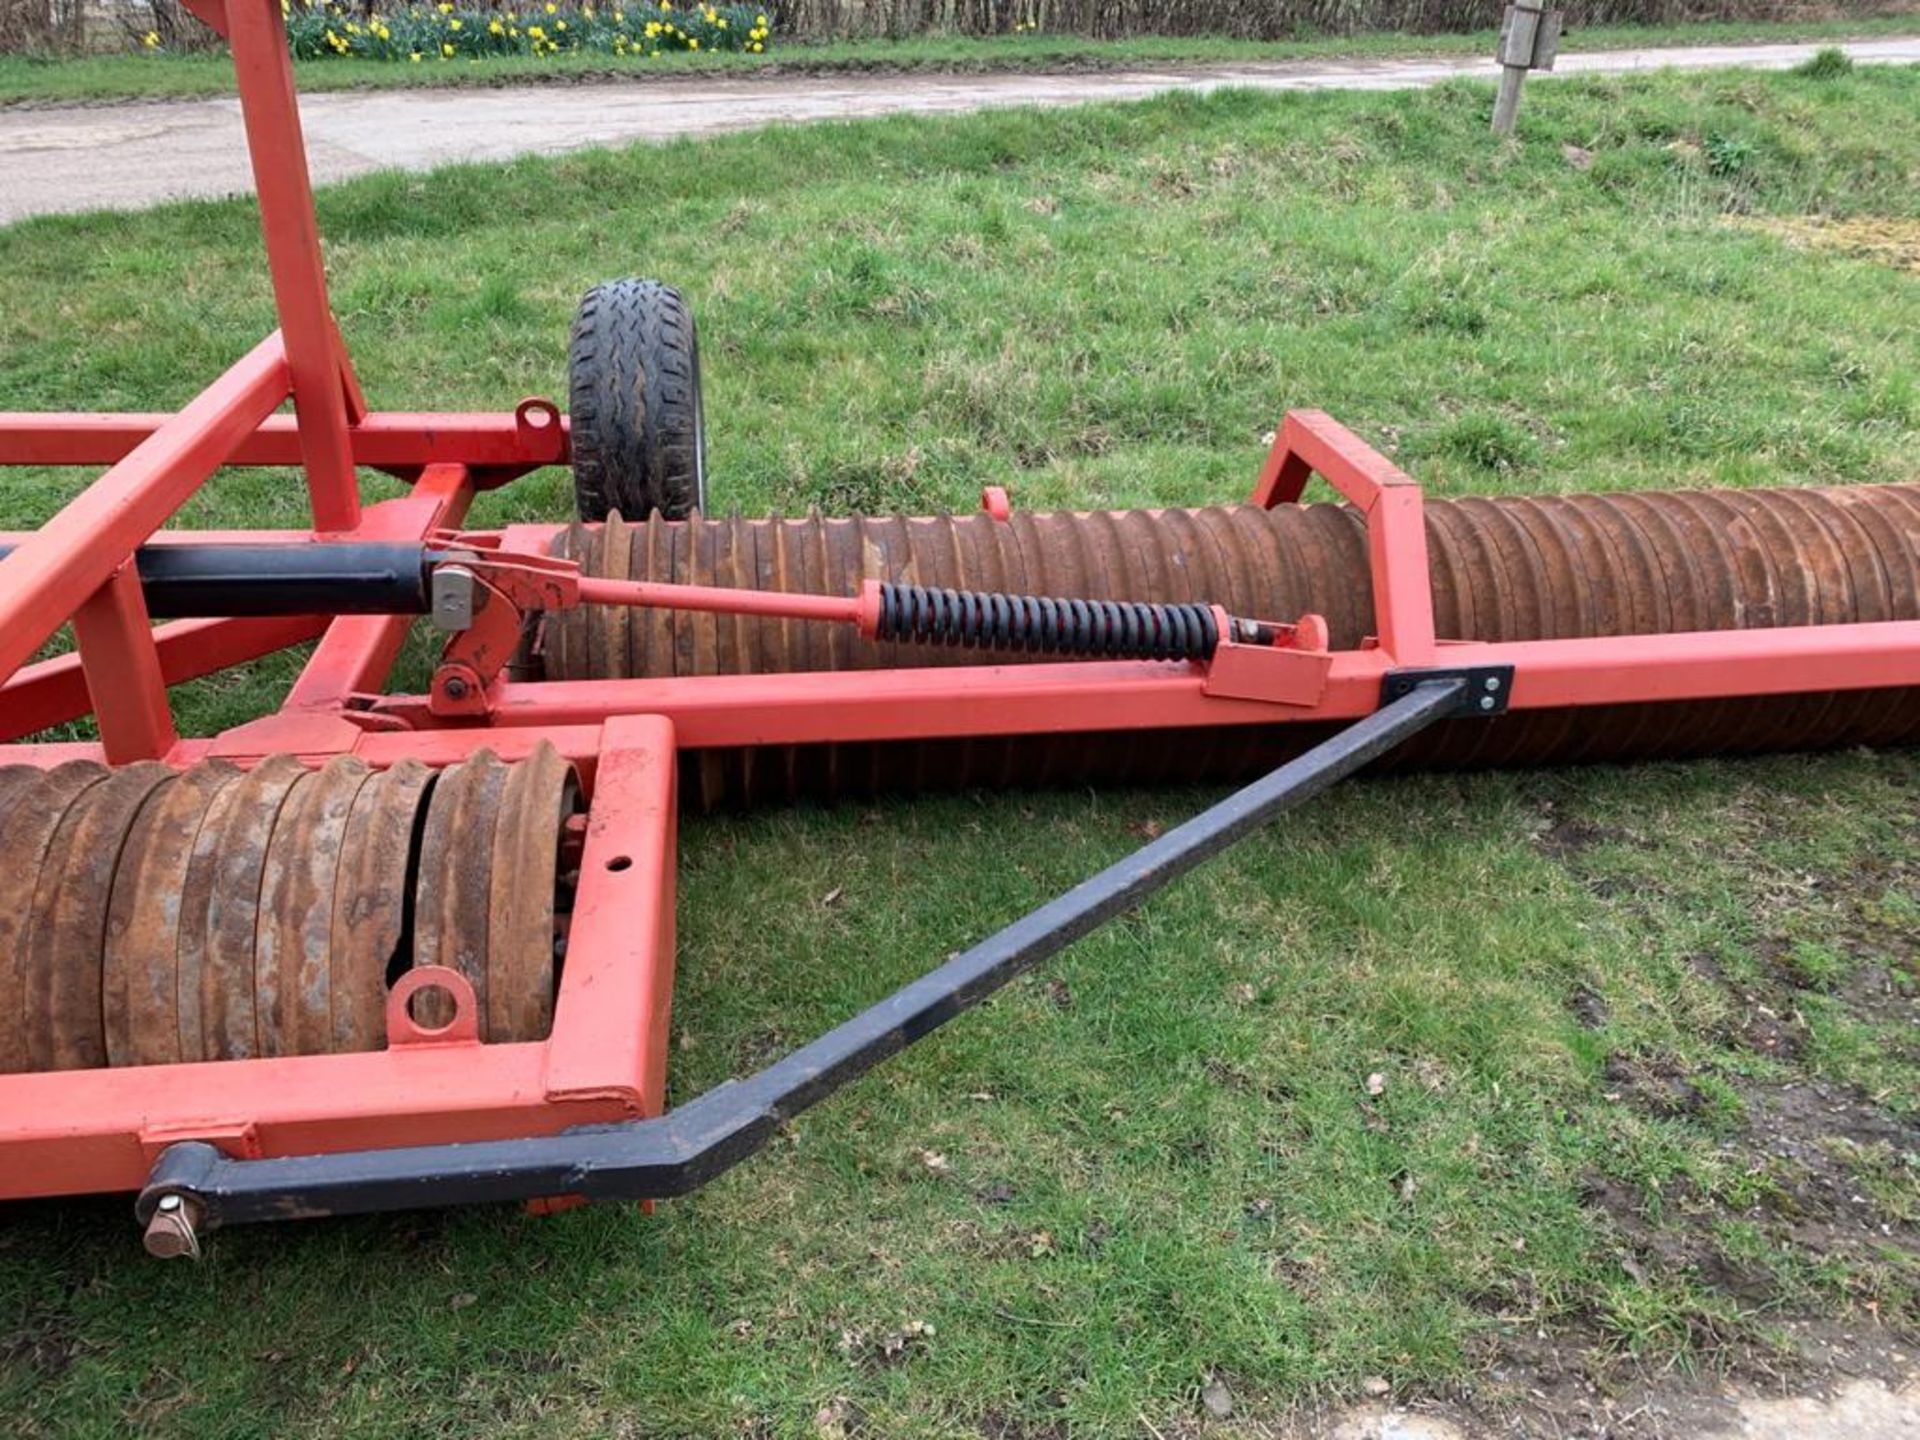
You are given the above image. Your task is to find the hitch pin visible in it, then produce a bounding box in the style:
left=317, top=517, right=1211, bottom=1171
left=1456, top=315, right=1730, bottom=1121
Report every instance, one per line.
left=143, top=1193, right=203, bottom=1260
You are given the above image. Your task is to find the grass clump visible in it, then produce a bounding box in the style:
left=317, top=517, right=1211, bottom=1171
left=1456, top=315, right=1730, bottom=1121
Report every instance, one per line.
left=1794, top=44, right=1857, bottom=79
left=1408, top=412, right=1543, bottom=477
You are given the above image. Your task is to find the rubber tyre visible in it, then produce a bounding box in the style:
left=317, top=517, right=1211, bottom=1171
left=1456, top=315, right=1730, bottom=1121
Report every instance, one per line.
left=568, top=279, right=707, bottom=522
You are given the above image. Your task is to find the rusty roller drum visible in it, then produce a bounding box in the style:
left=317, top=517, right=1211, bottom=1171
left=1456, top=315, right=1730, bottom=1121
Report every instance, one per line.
left=543, top=486, right=1920, bottom=804
left=0, top=744, right=581, bottom=1074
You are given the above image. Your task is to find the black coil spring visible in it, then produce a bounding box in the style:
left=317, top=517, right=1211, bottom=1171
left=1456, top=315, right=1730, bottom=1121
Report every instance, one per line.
left=873, top=583, right=1221, bottom=661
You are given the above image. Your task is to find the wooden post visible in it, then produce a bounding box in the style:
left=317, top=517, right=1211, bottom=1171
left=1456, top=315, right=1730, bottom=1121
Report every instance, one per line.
left=1492, top=0, right=1562, bottom=137
left=1491, top=62, right=1527, bottom=137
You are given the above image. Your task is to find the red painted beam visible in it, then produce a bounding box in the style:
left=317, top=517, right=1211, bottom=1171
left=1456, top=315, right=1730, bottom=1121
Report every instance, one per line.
left=0, top=614, right=327, bottom=743
left=227, top=0, right=358, bottom=530
left=0, top=411, right=568, bottom=473
left=71, top=563, right=178, bottom=763
left=0, top=333, right=290, bottom=686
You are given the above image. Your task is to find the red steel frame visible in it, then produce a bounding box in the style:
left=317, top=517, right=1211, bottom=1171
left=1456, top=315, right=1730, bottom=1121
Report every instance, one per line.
left=1, top=0, right=1916, bottom=1204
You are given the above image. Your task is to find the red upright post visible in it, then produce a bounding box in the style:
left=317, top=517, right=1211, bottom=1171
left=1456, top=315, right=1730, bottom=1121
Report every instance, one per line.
left=225, top=0, right=361, bottom=533
left=71, top=564, right=178, bottom=763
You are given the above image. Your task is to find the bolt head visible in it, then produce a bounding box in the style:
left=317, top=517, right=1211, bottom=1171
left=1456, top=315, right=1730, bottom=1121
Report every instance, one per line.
left=444, top=677, right=468, bottom=700
left=1479, top=695, right=1497, bottom=711
left=1484, top=676, right=1502, bottom=692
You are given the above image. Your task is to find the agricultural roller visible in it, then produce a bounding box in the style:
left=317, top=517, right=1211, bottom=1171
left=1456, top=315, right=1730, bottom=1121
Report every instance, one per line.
left=0, top=1, right=1915, bottom=1258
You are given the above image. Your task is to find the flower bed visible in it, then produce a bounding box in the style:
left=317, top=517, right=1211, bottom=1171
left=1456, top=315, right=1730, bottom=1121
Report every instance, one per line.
left=279, top=0, right=770, bottom=61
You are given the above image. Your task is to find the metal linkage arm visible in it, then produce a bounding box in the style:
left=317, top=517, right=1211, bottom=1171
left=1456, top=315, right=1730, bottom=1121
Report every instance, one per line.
left=137, top=678, right=1467, bottom=1244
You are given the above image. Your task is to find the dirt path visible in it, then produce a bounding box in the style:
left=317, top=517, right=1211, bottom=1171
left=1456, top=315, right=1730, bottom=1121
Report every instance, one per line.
left=1320, top=1372, right=1920, bottom=1438
left=1, top=36, right=1916, bottom=224
left=1327, top=1378, right=1920, bottom=1438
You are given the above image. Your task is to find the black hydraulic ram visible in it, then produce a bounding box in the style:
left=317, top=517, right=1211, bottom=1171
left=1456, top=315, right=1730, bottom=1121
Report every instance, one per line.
left=137, top=676, right=1482, bottom=1251
left=0, top=541, right=436, bottom=617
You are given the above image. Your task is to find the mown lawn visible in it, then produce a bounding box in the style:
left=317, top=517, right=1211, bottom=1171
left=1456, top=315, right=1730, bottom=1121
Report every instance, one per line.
left=1, top=65, right=1917, bottom=1437
left=0, top=13, right=1916, bottom=104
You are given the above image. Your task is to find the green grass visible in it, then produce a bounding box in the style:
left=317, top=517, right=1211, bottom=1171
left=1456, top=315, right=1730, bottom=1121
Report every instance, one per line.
left=1, top=13, right=1916, bottom=103
left=2, top=66, right=1919, bottom=1436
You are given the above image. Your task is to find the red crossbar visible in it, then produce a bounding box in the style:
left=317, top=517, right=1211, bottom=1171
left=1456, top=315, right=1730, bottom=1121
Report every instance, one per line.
left=0, top=332, right=289, bottom=686
left=0, top=411, right=567, bottom=476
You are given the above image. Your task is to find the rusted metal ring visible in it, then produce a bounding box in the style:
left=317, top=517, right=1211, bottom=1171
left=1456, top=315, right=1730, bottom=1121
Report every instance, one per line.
left=103, top=761, right=242, bottom=1068
left=329, top=758, right=435, bottom=1054
left=0, top=762, right=111, bottom=1074
left=184, top=754, right=308, bottom=1062
left=413, top=749, right=510, bottom=1034
left=486, top=742, right=579, bottom=1043
left=25, top=762, right=174, bottom=1072
left=255, top=757, right=373, bottom=1058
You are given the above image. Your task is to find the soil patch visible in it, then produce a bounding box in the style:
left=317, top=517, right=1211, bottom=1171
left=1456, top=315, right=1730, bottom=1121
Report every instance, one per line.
left=1739, top=215, right=1920, bottom=275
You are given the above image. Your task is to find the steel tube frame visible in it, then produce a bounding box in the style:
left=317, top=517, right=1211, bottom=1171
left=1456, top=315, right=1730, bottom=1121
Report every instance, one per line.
left=2, top=418, right=1914, bottom=1224
left=0, top=0, right=1914, bottom=1241
left=0, top=715, right=676, bottom=1205
left=0, top=410, right=566, bottom=478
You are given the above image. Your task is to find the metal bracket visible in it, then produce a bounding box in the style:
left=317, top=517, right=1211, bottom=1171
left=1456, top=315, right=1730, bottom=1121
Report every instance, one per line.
left=1381, top=665, right=1514, bottom=716
left=1498, top=1, right=1563, bottom=71
left=429, top=563, right=476, bottom=632
left=1203, top=619, right=1334, bottom=708
left=420, top=543, right=583, bottom=715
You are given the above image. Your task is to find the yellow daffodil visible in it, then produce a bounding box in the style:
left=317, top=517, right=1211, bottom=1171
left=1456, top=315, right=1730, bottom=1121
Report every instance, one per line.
left=488, top=18, right=503, bottom=32
left=442, top=40, right=454, bottom=54
left=410, top=49, right=422, bottom=59
left=142, top=28, right=160, bottom=45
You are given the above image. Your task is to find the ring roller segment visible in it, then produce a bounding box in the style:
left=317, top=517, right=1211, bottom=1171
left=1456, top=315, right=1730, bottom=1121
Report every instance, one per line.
left=542, top=485, right=1920, bottom=804
left=0, top=745, right=581, bottom=1075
